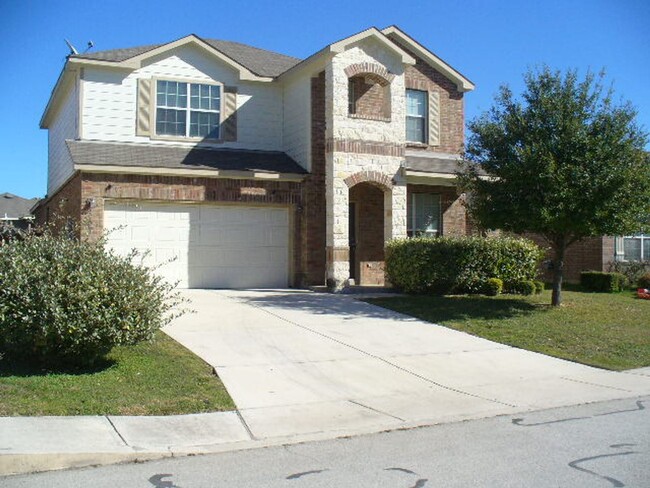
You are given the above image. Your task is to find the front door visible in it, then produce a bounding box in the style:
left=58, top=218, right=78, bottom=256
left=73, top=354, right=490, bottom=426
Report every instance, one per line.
left=349, top=202, right=357, bottom=282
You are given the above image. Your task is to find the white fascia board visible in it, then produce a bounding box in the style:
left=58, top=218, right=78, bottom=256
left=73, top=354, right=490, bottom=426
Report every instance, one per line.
left=382, top=26, right=475, bottom=92
left=40, top=64, right=77, bottom=129
left=74, top=164, right=306, bottom=182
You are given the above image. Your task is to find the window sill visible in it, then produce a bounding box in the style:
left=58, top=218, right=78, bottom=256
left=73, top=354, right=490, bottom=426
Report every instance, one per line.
left=348, top=113, right=391, bottom=123
left=150, top=134, right=224, bottom=144
left=405, top=142, right=429, bottom=149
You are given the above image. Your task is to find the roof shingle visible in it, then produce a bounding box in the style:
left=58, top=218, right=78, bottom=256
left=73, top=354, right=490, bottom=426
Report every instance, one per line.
left=66, top=141, right=307, bottom=175
left=73, top=37, right=301, bottom=78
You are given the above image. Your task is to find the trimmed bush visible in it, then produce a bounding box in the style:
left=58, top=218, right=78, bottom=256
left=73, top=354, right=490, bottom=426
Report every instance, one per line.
left=608, top=260, right=650, bottom=286
left=533, top=280, right=545, bottom=294
left=505, top=279, right=536, bottom=296
left=0, top=229, right=186, bottom=367
left=385, top=236, right=543, bottom=295
left=638, top=272, right=650, bottom=289
left=483, top=278, right=503, bottom=296
left=580, top=271, right=627, bottom=293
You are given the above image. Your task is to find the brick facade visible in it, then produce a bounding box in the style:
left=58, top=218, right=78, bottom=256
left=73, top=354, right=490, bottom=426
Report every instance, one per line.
left=399, top=45, right=465, bottom=154
left=407, top=184, right=467, bottom=236
left=529, top=235, right=616, bottom=283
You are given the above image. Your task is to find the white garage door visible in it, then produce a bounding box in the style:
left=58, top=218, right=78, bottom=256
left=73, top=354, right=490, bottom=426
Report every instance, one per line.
left=104, top=202, right=290, bottom=288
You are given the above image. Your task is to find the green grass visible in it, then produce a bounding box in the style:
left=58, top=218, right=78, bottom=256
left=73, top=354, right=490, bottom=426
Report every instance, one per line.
left=0, top=331, right=235, bottom=416
left=367, top=289, right=650, bottom=371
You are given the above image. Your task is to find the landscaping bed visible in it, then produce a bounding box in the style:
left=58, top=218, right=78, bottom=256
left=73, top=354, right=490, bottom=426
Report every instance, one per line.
left=367, top=289, right=649, bottom=371
left=0, top=331, right=234, bottom=416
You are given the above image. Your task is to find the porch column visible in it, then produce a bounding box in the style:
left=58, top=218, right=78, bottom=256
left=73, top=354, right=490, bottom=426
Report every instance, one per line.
left=325, top=158, right=350, bottom=289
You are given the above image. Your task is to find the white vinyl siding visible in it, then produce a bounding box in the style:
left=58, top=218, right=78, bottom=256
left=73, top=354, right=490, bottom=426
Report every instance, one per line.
left=407, top=193, right=441, bottom=237
left=282, top=75, right=311, bottom=171
left=47, top=80, right=78, bottom=194
left=81, top=45, right=282, bottom=150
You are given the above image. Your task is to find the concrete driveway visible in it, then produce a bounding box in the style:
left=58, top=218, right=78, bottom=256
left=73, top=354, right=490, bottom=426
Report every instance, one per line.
left=164, top=289, right=650, bottom=441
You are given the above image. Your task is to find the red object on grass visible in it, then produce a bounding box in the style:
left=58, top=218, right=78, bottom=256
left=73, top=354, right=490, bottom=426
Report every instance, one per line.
left=637, top=288, right=650, bottom=300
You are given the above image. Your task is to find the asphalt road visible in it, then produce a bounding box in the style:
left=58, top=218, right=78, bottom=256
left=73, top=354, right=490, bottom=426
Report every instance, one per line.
left=3, top=396, right=649, bottom=487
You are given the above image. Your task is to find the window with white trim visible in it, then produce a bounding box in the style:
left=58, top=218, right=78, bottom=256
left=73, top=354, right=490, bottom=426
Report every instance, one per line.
left=621, top=234, right=650, bottom=261
left=156, top=80, right=221, bottom=139
left=407, top=193, right=441, bottom=237
left=406, top=89, right=427, bottom=143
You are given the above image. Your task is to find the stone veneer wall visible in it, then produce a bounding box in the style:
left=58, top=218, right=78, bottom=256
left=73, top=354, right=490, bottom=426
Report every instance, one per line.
left=324, top=38, right=409, bottom=285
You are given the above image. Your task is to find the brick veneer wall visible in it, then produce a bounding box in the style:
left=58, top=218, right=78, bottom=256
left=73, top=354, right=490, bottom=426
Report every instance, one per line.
left=349, top=183, right=385, bottom=281
left=301, top=71, right=328, bottom=286
left=407, top=184, right=467, bottom=236
left=395, top=43, right=465, bottom=154
left=39, top=171, right=306, bottom=285
left=33, top=173, right=83, bottom=236
left=348, top=75, right=390, bottom=120
left=528, top=235, right=613, bottom=283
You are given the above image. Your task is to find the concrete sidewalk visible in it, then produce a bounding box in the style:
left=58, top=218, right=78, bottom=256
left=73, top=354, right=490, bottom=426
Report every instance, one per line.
left=2, top=289, right=650, bottom=476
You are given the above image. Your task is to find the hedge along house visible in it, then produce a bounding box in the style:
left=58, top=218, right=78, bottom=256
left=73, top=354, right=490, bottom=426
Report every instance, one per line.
left=35, top=26, right=475, bottom=289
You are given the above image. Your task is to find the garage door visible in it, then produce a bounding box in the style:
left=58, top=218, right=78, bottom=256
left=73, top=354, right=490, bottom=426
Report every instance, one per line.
left=104, top=202, right=290, bottom=288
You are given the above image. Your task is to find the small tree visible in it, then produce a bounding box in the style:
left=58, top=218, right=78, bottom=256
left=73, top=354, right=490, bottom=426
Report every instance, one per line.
left=459, top=66, right=650, bottom=306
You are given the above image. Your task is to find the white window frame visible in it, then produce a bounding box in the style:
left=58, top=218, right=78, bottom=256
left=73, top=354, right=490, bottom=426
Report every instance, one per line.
left=407, top=192, right=441, bottom=237
left=154, top=79, right=223, bottom=140
left=406, top=89, right=427, bottom=143
left=619, top=234, right=650, bottom=262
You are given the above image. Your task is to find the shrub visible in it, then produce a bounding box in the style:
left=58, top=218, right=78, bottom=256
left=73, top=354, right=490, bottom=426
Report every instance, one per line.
left=0, top=229, right=186, bottom=367
left=638, top=272, right=650, bottom=289
left=533, top=280, right=545, bottom=294
left=580, top=271, right=627, bottom=293
left=385, top=236, right=543, bottom=295
left=505, top=279, right=536, bottom=296
left=607, top=260, right=650, bottom=286
left=483, top=278, right=503, bottom=296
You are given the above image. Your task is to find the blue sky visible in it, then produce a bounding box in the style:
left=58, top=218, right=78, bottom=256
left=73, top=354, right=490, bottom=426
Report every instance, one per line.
left=1, top=0, right=648, bottom=198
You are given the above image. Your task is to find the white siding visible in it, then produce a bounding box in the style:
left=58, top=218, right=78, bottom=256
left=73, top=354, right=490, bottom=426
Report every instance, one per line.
left=282, top=75, right=311, bottom=171
left=81, top=45, right=283, bottom=150
left=48, top=80, right=78, bottom=194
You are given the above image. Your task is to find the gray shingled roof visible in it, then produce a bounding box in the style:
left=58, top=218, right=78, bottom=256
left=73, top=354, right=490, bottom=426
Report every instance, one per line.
left=73, top=38, right=301, bottom=78
left=66, top=141, right=307, bottom=175
left=0, top=193, right=38, bottom=219
left=404, top=154, right=487, bottom=175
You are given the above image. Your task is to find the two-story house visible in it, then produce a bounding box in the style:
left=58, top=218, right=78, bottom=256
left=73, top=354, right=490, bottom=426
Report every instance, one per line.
left=36, top=26, right=475, bottom=289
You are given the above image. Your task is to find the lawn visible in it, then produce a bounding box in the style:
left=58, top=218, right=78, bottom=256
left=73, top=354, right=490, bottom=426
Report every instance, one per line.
left=0, top=331, right=235, bottom=416
left=367, top=289, right=650, bottom=371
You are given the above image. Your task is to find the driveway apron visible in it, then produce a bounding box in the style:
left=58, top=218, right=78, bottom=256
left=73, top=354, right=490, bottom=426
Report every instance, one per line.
left=163, top=289, right=650, bottom=440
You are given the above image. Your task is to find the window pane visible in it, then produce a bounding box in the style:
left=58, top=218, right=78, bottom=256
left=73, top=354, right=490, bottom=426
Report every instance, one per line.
left=406, top=116, right=425, bottom=143
left=189, top=111, right=219, bottom=138
left=156, top=108, right=186, bottom=136
left=406, top=89, right=426, bottom=116
left=190, top=84, right=199, bottom=109
left=157, top=80, right=186, bottom=108
left=643, top=238, right=650, bottom=261
left=408, top=193, right=440, bottom=237
left=624, top=237, right=642, bottom=261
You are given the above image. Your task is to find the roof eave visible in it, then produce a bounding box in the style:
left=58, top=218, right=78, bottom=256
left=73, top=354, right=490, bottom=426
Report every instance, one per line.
left=40, top=62, right=77, bottom=129
left=381, top=25, right=475, bottom=92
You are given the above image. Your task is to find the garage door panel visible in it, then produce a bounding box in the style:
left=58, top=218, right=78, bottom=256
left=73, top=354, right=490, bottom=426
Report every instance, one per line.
left=105, top=202, right=289, bottom=289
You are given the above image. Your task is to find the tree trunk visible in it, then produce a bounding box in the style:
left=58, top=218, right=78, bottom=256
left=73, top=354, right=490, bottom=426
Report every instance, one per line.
left=551, top=240, right=566, bottom=307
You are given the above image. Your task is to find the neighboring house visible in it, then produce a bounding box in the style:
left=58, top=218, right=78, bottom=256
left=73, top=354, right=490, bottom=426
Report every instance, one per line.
left=0, top=193, right=37, bottom=231
left=35, top=26, right=475, bottom=289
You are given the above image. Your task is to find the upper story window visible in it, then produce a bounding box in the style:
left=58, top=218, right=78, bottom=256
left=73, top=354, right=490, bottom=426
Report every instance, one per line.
left=406, top=89, right=427, bottom=143
left=347, top=74, right=391, bottom=121
left=156, top=80, right=221, bottom=139
left=407, top=192, right=441, bottom=237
